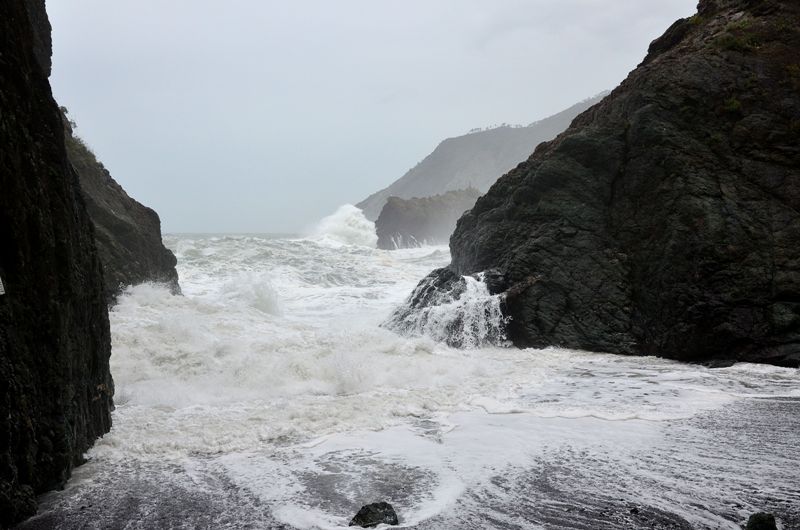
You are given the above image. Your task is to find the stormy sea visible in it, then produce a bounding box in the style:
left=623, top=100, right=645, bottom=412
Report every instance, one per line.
left=19, top=207, right=800, bottom=530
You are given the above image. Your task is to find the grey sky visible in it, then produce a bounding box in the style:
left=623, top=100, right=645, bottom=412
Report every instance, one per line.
left=48, top=0, right=697, bottom=233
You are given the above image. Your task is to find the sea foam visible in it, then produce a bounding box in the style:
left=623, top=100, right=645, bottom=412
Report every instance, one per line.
left=310, top=204, right=378, bottom=248
left=77, top=225, right=800, bottom=529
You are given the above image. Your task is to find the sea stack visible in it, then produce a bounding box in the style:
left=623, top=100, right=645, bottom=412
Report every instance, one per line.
left=0, top=0, right=114, bottom=525
left=401, top=0, right=800, bottom=366
left=375, top=188, right=482, bottom=249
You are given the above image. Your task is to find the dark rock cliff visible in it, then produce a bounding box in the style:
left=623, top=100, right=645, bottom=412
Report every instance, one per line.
left=22, top=0, right=51, bottom=78
left=403, top=0, right=800, bottom=366
left=375, top=188, right=482, bottom=250
left=357, top=95, right=607, bottom=221
left=0, top=0, right=113, bottom=526
left=62, top=114, right=180, bottom=302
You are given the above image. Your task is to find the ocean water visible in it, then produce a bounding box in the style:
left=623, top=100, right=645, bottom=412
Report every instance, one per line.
left=21, top=206, right=800, bottom=529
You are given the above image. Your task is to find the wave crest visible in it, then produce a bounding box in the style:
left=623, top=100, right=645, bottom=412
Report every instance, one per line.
left=311, top=204, right=377, bottom=247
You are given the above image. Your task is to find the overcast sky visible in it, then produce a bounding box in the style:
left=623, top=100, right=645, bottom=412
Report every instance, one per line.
left=48, top=0, right=697, bottom=233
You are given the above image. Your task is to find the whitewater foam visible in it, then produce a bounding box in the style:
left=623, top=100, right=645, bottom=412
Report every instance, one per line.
left=40, top=223, right=800, bottom=529
left=310, top=204, right=378, bottom=247
left=384, top=271, right=509, bottom=348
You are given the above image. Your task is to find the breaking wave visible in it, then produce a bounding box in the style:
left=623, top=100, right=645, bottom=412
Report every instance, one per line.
left=311, top=204, right=377, bottom=247
left=43, top=232, right=800, bottom=530
left=384, top=271, right=510, bottom=348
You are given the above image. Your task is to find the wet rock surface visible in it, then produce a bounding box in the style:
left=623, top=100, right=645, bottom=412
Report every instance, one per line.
left=13, top=461, right=289, bottom=530
left=349, top=502, right=399, bottom=527
left=0, top=0, right=113, bottom=525
left=414, top=0, right=800, bottom=366
left=384, top=268, right=509, bottom=348
left=11, top=396, right=799, bottom=529
left=376, top=188, right=482, bottom=249
left=745, top=512, right=777, bottom=530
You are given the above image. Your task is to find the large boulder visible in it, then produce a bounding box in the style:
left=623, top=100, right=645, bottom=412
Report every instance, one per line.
left=349, top=502, right=399, bottom=527
left=401, top=0, right=800, bottom=366
left=746, top=512, right=777, bottom=530
left=0, top=0, right=113, bottom=525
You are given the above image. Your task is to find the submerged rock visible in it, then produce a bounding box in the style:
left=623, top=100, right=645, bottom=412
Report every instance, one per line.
left=746, top=512, right=777, bottom=530
left=375, top=188, right=482, bottom=249
left=404, top=0, right=800, bottom=366
left=348, top=502, right=399, bottom=527
left=0, top=0, right=113, bottom=525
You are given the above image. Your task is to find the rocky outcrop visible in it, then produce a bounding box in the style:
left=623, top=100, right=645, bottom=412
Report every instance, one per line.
left=0, top=0, right=113, bottom=525
left=62, top=114, right=179, bottom=302
left=22, top=0, right=51, bottom=77
left=357, top=95, right=607, bottom=221
left=401, top=0, right=800, bottom=366
left=375, top=188, right=482, bottom=249
left=349, top=502, right=399, bottom=527
left=384, top=268, right=509, bottom=348
left=746, top=512, right=778, bottom=530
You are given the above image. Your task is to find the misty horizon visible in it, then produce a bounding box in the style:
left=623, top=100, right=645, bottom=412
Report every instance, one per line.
left=48, top=0, right=696, bottom=233
left=6, top=0, right=800, bottom=527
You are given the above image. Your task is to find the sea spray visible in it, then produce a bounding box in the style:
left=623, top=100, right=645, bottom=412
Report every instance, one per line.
left=219, top=271, right=283, bottom=315
left=311, top=204, right=378, bottom=247
left=386, top=233, right=445, bottom=250
left=389, top=233, right=421, bottom=250
left=384, top=270, right=509, bottom=348
left=32, top=233, right=800, bottom=529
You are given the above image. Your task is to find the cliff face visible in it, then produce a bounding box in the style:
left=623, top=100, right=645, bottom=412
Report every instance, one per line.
left=405, top=0, right=800, bottom=366
left=22, top=0, right=51, bottom=77
left=375, top=189, right=482, bottom=250
left=0, top=0, right=113, bottom=525
left=357, top=95, right=607, bottom=221
left=63, top=117, right=180, bottom=302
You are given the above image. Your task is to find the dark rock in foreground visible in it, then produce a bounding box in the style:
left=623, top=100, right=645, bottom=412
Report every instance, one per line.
left=376, top=188, right=482, bottom=249
left=349, top=502, right=399, bottom=527
left=0, top=0, right=113, bottom=525
left=407, top=0, right=800, bottom=366
left=63, top=112, right=179, bottom=303
left=746, top=512, right=777, bottom=530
